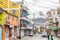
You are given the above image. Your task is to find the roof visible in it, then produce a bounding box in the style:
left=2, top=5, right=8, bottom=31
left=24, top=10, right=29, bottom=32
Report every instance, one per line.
left=0, top=7, right=5, bottom=13
left=0, top=7, right=18, bottom=18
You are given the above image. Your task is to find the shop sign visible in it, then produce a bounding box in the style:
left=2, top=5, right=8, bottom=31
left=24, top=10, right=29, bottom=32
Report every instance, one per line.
left=0, top=12, right=5, bottom=25
left=10, top=25, right=14, bottom=28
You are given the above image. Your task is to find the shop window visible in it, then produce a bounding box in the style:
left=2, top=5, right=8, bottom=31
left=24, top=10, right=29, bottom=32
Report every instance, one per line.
left=12, top=10, right=16, bottom=15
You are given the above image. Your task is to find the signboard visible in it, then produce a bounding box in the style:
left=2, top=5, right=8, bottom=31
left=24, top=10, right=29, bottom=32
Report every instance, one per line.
left=0, top=12, right=5, bottom=25
left=10, top=25, right=14, bottom=28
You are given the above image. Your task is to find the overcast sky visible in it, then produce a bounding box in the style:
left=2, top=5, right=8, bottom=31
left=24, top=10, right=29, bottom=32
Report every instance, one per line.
left=10, top=0, right=60, bottom=19
left=10, top=0, right=32, bottom=2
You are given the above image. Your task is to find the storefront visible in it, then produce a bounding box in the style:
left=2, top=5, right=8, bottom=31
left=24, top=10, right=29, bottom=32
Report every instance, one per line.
left=9, top=25, right=14, bottom=40
left=5, top=25, right=14, bottom=40
left=5, top=25, right=9, bottom=40
left=14, top=27, right=18, bottom=39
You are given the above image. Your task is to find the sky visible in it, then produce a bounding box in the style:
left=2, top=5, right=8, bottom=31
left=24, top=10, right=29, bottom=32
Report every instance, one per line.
left=10, top=0, right=59, bottom=12
left=10, top=0, right=60, bottom=19
left=10, top=0, right=32, bottom=2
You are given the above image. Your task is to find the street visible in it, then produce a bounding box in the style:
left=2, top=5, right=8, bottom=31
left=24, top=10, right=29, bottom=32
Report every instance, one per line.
left=17, top=34, right=60, bottom=40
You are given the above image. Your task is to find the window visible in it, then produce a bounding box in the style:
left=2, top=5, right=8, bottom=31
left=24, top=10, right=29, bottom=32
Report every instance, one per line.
left=12, top=3, right=16, bottom=6
left=8, top=16, right=9, bottom=19
left=16, top=18, right=18, bottom=21
left=12, top=17, right=14, bottom=21
left=12, top=10, right=16, bottom=15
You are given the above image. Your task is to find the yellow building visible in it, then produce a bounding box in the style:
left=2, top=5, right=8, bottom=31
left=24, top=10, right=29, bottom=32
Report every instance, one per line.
left=0, top=0, right=21, bottom=40
left=0, top=0, right=21, bottom=17
left=0, top=0, right=8, bottom=8
left=9, top=1, right=20, bottom=16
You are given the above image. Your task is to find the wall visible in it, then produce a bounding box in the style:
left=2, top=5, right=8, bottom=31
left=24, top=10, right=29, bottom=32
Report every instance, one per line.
left=0, top=0, right=8, bottom=8
left=5, top=13, right=18, bottom=26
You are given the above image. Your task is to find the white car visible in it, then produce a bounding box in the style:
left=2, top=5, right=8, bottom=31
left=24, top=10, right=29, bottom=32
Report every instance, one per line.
left=42, top=31, right=47, bottom=37
left=57, top=33, right=60, bottom=38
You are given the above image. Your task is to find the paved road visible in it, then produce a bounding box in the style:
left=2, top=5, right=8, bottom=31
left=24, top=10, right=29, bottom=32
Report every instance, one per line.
left=17, top=34, right=60, bottom=40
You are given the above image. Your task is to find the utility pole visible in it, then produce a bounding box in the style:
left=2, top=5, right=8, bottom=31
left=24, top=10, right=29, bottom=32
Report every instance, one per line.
left=19, top=0, right=24, bottom=39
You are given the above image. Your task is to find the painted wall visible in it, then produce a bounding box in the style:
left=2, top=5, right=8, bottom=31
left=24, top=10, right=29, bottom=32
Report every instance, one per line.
left=0, top=0, right=21, bottom=17
left=0, top=0, right=8, bottom=8
left=13, top=17, right=18, bottom=26
left=5, top=13, right=18, bottom=26
left=0, top=12, right=5, bottom=25
left=9, top=1, right=19, bottom=8
left=8, top=10, right=19, bottom=17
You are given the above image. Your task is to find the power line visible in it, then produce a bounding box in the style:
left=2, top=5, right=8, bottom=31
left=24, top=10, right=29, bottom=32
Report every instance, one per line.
left=24, top=1, right=49, bottom=11
left=24, top=0, right=57, bottom=10
left=34, top=0, right=59, bottom=4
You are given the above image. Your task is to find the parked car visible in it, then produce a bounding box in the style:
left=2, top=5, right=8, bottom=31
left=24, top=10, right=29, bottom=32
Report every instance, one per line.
left=42, top=31, right=47, bottom=37
left=57, top=33, right=60, bottom=38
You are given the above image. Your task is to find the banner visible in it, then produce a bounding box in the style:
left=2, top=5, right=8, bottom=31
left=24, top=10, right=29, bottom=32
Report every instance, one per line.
left=0, top=12, right=5, bottom=25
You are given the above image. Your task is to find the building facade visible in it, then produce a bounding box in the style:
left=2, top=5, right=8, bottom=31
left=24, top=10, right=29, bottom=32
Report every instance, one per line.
left=20, top=9, right=30, bottom=37
left=0, top=0, right=21, bottom=40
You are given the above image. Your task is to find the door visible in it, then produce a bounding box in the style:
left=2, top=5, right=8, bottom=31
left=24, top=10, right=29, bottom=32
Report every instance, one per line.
left=5, top=26, right=9, bottom=40
left=0, top=27, right=2, bottom=40
left=9, top=28, right=12, bottom=40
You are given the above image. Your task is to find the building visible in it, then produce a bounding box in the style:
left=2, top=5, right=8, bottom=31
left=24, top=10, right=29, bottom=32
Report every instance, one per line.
left=0, top=0, right=21, bottom=40
left=20, top=8, right=30, bottom=37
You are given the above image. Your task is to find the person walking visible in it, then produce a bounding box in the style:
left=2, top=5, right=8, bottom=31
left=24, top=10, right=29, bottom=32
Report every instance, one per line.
left=47, top=29, right=51, bottom=40
left=52, top=23, right=58, bottom=36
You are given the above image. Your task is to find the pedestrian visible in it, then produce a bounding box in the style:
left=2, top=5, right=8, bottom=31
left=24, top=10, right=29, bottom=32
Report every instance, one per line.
left=52, top=23, right=58, bottom=36
left=47, top=29, right=51, bottom=40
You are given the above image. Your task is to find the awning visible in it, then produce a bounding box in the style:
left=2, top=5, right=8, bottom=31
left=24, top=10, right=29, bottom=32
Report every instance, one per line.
left=24, top=20, right=30, bottom=25
left=0, top=7, right=5, bottom=13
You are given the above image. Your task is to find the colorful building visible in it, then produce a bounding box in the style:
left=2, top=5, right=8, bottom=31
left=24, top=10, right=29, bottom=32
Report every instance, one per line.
left=20, top=9, right=30, bottom=37
left=0, top=0, right=21, bottom=40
